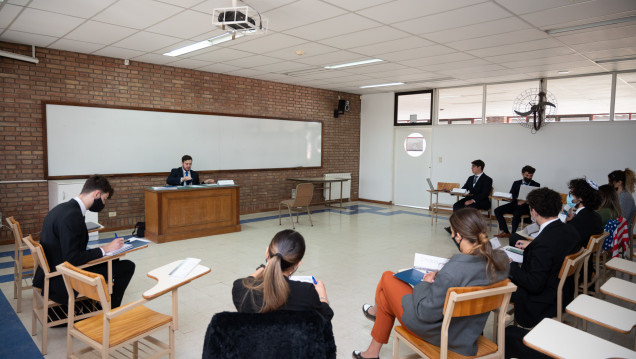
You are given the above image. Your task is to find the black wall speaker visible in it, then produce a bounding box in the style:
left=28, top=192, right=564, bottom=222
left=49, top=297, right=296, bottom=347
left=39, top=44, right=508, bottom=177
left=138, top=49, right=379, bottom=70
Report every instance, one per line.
left=337, top=99, right=346, bottom=112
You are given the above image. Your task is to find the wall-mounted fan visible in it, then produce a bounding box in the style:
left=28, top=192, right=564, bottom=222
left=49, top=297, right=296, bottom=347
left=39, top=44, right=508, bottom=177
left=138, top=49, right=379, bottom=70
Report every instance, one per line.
left=512, top=88, right=557, bottom=133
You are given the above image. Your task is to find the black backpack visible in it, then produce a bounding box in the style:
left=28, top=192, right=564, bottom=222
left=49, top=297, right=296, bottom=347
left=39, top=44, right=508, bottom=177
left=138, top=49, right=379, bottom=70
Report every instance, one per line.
left=132, top=222, right=145, bottom=238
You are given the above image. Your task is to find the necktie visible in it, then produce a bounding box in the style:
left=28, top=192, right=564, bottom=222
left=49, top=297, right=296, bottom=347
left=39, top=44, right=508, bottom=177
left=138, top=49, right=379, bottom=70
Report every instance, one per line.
left=185, top=171, right=189, bottom=184
left=473, top=175, right=478, bottom=186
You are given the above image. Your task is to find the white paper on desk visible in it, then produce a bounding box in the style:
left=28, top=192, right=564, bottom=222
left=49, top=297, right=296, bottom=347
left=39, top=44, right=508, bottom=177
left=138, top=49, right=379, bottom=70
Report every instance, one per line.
left=493, top=191, right=512, bottom=199
left=152, top=186, right=178, bottom=190
left=502, top=246, right=524, bottom=263
left=129, top=237, right=151, bottom=242
left=490, top=237, right=502, bottom=250
left=104, top=243, right=132, bottom=256
left=289, top=275, right=315, bottom=283
left=451, top=188, right=468, bottom=194
left=413, top=253, right=448, bottom=272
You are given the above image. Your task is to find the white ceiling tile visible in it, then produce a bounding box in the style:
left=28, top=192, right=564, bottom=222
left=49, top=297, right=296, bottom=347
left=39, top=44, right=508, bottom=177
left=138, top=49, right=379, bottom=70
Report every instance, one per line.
left=92, top=0, right=183, bottom=30
left=0, top=29, right=57, bottom=47
left=7, top=0, right=31, bottom=5
left=446, top=28, right=549, bottom=51
left=425, top=58, right=492, bottom=72
left=155, top=0, right=203, bottom=8
left=263, top=0, right=347, bottom=31
left=358, top=0, right=487, bottom=24
left=466, top=38, right=562, bottom=57
left=196, top=62, right=241, bottom=74
left=92, top=46, right=145, bottom=59
left=193, top=0, right=296, bottom=15
left=227, top=54, right=281, bottom=68
left=554, top=23, right=636, bottom=45
left=285, top=13, right=381, bottom=41
left=522, top=0, right=636, bottom=29
left=349, top=36, right=434, bottom=57
left=227, top=33, right=306, bottom=53
left=484, top=47, right=575, bottom=63
left=510, top=60, right=600, bottom=75
left=190, top=47, right=256, bottom=62
left=379, top=44, right=456, bottom=62
left=113, top=31, right=182, bottom=52
left=321, top=0, right=393, bottom=12
left=499, top=54, right=593, bottom=69
left=318, top=26, right=409, bottom=50
left=225, top=68, right=268, bottom=77
left=582, top=48, right=636, bottom=62
left=49, top=38, right=105, bottom=53
left=569, top=36, right=636, bottom=53
left=249, top=60, right=310, bottom=73
left=28, top=0, right=116, bottom=18
left=394, top=2, right=510, bottom=35
left=165, top=57, right=210, bottom=69
left=0, top=4, right=23, bottom=29
left=342, top=62, right=408, bottom=75
left=438, top=63, right=506, bottom=76
left=400, top=52, right=476, bottom=67
left=422, top=17, right=530, bottom=43
left=146, top=10, right=215, bottom=39
left=9, top=7, right=84, bottom=37
left=294, top=50, right=365, bottom=66
left=65, top=21, right=138, bottom=45
left=494, top=0, right=587, bottom=15
left=263, top=42, right=337, bottom=60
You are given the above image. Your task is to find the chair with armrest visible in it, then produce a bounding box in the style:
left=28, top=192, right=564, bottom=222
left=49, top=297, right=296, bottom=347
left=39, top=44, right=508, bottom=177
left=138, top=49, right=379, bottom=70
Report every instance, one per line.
left=392, top=279, right=517, bottom=359
left=579, top=232, right=609, bottom=298
left=22, top=235, right=110, bottom=355
left=57, top=261, right=176, bottom=359
left=6, top=216, right=34, bottom=313
left=555, top=247, right=590, bottom=323
left=279, top=183, right=314, bottom=229
left=429, top=182, right=460, bottom=224
left=202, top=310, right=336, bottom=359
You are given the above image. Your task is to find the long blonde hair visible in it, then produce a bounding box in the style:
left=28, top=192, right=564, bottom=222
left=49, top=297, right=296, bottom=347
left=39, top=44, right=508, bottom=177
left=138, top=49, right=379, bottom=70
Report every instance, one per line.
left=449, top=208, right=506, bottom=280
left=242, top=230, right=306, bottom=313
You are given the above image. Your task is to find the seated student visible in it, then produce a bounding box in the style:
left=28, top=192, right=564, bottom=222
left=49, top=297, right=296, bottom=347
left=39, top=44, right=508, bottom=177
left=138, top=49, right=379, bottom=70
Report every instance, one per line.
left=232, top=230, right=333, bottom=321
left=494, top=165, right=540, bottom=239
left=565, top=178, right=603, bottom=249
left=608, top=168, right=636, bottom=227
left=166, top=154, right=214, bottom=185
left=445, top=159, right=493, bottom=233
left=597, top=184, right=622, bottom=227
left=354, top=208, right=508, bottom=359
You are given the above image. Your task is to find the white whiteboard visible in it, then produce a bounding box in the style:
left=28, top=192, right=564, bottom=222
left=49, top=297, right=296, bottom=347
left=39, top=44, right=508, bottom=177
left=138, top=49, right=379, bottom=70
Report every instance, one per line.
left=45, top=103, right=322, bottom=177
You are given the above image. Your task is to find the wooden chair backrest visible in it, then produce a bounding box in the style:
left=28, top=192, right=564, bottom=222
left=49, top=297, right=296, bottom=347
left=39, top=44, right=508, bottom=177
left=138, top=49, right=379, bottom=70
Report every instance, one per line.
left=587, top=232, right=608, bottom=253
left=57, top=262, right=110, bottom=303
left=22, top=235, right=50, bottom=274
left=7, top=216, right=24, bottom=246
left=558, top=247, right=586, bottom=279
left=293, top=183, right=314, bottom=207
left=560, top=193, right=568, bottom=204
left=443, top=279, right=513, bottom=317
left=437, top=182, right=459, bottom=191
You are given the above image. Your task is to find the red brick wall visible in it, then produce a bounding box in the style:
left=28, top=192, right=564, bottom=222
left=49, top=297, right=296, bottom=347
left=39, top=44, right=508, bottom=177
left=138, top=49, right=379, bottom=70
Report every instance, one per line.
left=0, top=42, right=361, bottom=241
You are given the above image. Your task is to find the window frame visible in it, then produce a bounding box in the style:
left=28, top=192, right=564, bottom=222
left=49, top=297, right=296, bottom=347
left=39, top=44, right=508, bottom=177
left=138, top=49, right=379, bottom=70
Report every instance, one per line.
left=394, top=90, right=433, bottom=126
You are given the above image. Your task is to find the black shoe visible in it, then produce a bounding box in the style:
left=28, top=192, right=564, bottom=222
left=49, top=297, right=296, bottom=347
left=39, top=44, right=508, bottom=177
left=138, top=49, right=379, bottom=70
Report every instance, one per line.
left=444, top=226, right=451, bottom=234
left=352, top=350, right=379, bottom=359
left=362, top=304, right=376, bottom=322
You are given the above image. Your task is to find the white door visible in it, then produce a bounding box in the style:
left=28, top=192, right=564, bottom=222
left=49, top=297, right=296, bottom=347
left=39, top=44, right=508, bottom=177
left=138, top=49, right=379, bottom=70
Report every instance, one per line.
left=393, top=127, right=433, bottom=208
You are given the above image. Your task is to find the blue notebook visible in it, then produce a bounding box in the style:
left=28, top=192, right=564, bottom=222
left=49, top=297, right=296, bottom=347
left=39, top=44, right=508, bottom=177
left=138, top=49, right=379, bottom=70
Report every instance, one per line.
left=394, top=268, right=426, bottom=286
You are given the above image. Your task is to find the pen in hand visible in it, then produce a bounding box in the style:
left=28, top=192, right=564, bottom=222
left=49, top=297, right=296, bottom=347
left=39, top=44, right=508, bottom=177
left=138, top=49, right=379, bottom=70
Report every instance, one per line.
left=312, top=276, right=318, bottom=284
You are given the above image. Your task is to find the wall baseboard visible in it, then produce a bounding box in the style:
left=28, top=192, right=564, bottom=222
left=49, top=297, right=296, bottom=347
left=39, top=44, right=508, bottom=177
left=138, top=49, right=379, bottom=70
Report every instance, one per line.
left=358, top=198, right=392, bottom=205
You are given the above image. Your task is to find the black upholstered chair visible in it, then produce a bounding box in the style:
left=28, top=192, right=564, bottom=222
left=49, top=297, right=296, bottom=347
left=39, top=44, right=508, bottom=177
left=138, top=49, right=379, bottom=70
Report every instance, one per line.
left=202, top=310, right=336, bottom=359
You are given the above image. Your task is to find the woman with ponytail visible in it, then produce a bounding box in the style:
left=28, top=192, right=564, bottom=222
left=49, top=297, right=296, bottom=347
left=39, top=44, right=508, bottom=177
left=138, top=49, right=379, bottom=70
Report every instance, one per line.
left=232, top=229, right=333, bottom=320
left=353, top=208, right=508, bottom=359
left=608, top=168, right=636, bottom=227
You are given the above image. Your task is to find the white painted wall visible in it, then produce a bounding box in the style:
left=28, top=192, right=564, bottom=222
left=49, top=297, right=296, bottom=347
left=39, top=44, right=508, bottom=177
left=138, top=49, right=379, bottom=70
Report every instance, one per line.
left=359, top=93, right=394, bottom=202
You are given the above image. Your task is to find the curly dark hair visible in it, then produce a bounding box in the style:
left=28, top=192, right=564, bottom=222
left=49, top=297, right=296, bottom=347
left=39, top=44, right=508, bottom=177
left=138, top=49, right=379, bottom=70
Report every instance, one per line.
left=521, top=165, right=536, bottom=174
left=526, top=187, right=562, bottom=218
left=568, top=178, right=601, bottom=210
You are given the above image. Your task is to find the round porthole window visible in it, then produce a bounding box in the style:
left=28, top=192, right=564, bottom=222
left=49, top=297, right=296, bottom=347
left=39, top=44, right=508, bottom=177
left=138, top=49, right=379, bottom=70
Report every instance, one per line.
left=404, top=133, right=426, bottom=157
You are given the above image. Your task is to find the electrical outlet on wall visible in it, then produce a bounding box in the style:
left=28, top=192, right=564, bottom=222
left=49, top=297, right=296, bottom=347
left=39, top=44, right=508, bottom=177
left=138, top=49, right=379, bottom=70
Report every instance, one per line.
left=109, top=211, right=116, bottom=217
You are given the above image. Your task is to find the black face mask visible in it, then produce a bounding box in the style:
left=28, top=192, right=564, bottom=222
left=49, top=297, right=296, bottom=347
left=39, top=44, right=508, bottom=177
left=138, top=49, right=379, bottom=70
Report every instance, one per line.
left=89, top=197, right=105, bottom=212
left=451, top=235, right=462, bottom=252
left=523, top=178, right=531, bottom=184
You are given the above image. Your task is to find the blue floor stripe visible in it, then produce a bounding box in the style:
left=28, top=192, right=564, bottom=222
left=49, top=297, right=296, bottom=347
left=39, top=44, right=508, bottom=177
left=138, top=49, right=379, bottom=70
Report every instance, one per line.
left=0, top=288, right=43, bottom=358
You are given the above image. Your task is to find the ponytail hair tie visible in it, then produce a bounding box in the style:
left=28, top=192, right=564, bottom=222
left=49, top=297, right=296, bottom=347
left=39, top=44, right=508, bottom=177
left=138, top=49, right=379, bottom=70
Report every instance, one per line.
left=274, top=253, right=283, bottom=259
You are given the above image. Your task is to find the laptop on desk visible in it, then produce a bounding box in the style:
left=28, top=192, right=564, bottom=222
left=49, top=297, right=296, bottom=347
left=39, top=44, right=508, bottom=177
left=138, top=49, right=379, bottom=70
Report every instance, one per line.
left=426, top=178, right=435, bottom=191
left=517, top=185, right=539, bottom=201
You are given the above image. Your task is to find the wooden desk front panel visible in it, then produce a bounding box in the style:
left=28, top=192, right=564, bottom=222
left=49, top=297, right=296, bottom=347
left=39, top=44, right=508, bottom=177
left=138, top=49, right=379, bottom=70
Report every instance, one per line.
left=144, top=186, right=241, bottom=243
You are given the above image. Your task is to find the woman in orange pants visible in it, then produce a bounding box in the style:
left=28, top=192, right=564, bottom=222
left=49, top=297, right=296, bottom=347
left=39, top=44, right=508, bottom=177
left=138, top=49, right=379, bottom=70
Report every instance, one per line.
left=353, top=208, right=509, bottom=359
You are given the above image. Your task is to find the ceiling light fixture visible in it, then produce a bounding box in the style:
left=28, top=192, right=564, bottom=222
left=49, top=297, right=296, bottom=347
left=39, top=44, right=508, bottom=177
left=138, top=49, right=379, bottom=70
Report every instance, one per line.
left=163, top=32, right=245, bottom=57
left=557, top=70, right=569, bottom=74
left=595, top=56, right=636, bottom=64
left=545, top=15, right=636, bottom=35
left=325, top=58, right=382, bottom=69
left=360, top=82, right=404, bottom=89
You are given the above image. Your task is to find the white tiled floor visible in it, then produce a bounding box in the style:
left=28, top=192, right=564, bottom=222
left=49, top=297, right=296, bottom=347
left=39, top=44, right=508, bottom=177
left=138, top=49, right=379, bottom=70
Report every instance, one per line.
left=1, top=202, right=634, bottom=358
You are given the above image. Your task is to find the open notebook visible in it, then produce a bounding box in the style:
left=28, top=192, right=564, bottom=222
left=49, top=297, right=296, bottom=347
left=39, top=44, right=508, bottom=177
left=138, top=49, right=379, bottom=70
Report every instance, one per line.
left=394, top=253, right=449, bottom=286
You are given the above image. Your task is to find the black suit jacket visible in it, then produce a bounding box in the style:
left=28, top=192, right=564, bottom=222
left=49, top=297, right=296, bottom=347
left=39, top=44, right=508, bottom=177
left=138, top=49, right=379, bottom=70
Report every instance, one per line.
left=166, top=167, right=200, bottom=185
left=509, top=220, right=581, bottom=327
left=33, top=200, right=103, bottom=304
left=461, top=173, right=493, bottom=209
left=510, top=179, right=540, bottom=200
left=568, top=207, right=603, bottom=248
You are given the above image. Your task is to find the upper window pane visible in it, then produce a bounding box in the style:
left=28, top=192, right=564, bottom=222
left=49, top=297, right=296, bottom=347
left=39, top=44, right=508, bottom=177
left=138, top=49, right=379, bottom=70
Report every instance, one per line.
left=547, top=75, right=612, bottom=122
left=615, top=72, right=636, bottom=121
left=394, top=91, right=432, bottom=126
left=485, top=80, right=539, bottom=124
left=438, top=86, right=483, bottom=125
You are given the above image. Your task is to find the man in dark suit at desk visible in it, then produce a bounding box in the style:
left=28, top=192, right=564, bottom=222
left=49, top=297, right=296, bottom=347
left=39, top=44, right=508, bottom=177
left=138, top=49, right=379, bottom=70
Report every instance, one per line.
left=494, top=165, right=540, bottom=239
left=445, top=160, right=493, bottom=233
left=167, top=154, right=214, bottom=186
left=33, top=175, right=135, bottom=308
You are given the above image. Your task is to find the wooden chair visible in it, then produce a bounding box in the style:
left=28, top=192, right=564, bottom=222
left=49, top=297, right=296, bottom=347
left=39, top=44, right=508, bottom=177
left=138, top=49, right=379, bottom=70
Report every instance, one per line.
left=559, top=193, right=568, bottom=204
left=579, top=232, right=609, bottom=298
left=22, top=235, right=109, bottom=355
left=392, top=279, right=517, bottom=359
left=57, top=261, right=176, bottom=359
left=279, top=183, right=314, bottom=229
left=6, top=216, right=34, bottom=313
left=428, top=182, right=460, bottom=224
left=555, top=248, right=590, bottom=323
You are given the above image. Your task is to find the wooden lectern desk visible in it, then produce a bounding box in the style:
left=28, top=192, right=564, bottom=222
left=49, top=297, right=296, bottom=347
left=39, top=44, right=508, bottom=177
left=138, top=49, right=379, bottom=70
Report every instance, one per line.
left=144, top=186, right=241, bottom=243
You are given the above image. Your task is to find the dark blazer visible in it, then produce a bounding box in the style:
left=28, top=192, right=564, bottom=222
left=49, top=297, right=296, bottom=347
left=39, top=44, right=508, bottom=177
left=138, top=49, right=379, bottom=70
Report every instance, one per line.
left=568, top=207, right=603, bottom=248
left=232, top=276, right=334, bottom=321
left=33, top=200, right=103, bottom=305
left=461, top=173, right=493, bottom=209
left=510, top=179, right=540, bottom=200
left=509, top=220, right=581, bottom=328
left=166, top=167, right=200, bottom=185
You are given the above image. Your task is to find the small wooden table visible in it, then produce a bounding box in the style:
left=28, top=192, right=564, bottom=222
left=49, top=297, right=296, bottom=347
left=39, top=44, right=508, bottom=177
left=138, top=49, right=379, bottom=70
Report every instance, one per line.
left=606, top=257, right=636, bottom=276
left=287, top=177, right=349, bottom=209
left=523, top=318, right=636, bottom=358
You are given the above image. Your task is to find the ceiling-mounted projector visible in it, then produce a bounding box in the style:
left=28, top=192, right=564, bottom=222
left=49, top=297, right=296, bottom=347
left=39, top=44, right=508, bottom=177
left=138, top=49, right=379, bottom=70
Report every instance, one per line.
left=212, top=3, right=267, bottom=34
left=218, top=10, right=256, bottom=30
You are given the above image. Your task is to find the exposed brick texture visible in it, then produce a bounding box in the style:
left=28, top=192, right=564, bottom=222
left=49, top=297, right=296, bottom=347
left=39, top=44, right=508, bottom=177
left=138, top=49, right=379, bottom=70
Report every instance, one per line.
left=0, top=42, right=361, bottom=242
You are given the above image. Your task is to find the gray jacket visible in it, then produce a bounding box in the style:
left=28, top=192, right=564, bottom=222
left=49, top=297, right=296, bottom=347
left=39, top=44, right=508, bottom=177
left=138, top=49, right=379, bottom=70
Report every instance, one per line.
left=401, top=252, right=509, bottom=356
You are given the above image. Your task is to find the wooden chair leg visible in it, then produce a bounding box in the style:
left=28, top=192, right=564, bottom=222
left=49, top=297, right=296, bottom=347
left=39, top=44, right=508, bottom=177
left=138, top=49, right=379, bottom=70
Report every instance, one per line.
left=287, top=206, right=294, bottom=229
left=307, top=206, right=313, bottom=226
left=16, top=270, right=22, bottom=312
left=278, top=203, right=282, bottom=225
